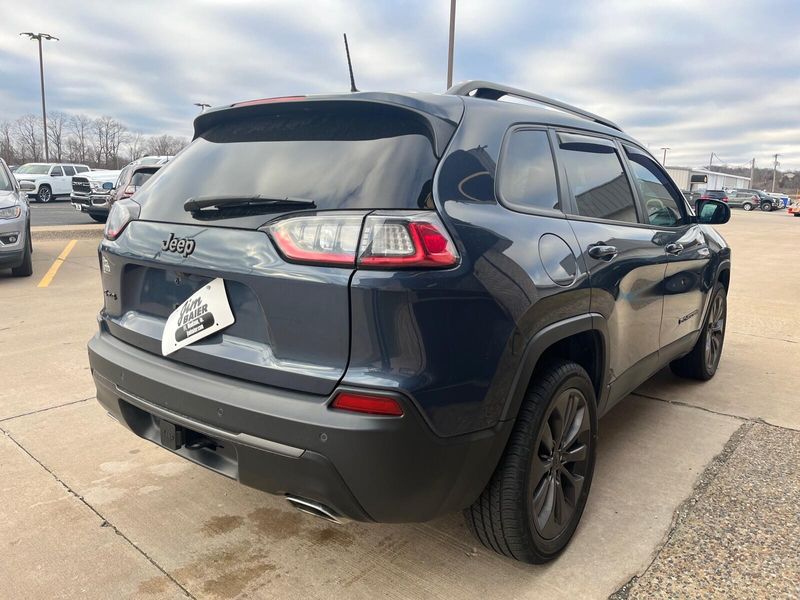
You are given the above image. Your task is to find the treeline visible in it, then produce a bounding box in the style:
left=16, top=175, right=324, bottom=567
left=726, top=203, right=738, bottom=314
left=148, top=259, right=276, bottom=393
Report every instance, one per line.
left=0, top=112, right=189, bottom=170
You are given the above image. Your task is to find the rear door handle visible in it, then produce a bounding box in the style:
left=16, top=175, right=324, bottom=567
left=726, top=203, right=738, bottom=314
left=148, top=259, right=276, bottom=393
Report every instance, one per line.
left=588, top=244, right=618, bottom=261
left=665, top=243, right=684, bottom=255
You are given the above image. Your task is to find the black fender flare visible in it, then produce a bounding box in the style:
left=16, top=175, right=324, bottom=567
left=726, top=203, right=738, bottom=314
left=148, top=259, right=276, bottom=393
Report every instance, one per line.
left=499, top=313, right=610, bottom=424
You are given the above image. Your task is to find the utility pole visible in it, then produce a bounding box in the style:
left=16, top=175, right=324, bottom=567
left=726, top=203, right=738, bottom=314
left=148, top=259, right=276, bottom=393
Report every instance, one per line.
left=193, top=103, right=211, bottom=112
left=660, top=147, right=670, bottom=166
left=446, top=0, right=456, bottom=89
left=772, top=153, right=779, bottom=192
left=20, top=32, right=59, bottom=162
left=749, top=158, right=755, bottom=189
left=708, top=152, right=714, bottom=170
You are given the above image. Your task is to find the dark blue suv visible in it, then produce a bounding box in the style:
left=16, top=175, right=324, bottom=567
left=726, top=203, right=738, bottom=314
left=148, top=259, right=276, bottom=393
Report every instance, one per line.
left=88, top=81, right=731, bottom=563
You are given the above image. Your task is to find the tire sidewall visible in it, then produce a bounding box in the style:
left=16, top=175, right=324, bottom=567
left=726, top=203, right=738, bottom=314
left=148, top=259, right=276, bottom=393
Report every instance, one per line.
left=700, top=284, right=727, bottom=378
left=522, top=369, right=598, bottom=558
left=743, top=203, right=752, bottom=211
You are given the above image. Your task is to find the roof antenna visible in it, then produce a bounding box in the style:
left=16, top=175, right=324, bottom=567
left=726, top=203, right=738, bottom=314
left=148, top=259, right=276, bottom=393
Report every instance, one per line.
left=343, top=33, right=358, bottom=92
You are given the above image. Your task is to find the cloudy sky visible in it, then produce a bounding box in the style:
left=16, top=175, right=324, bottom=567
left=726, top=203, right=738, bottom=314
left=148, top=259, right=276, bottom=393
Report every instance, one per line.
left=2, top=0, right=798, bottom=170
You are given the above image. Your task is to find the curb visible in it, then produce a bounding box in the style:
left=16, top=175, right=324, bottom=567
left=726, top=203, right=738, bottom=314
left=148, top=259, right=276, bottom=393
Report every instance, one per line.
left=32, top=225, right=104, bottom=241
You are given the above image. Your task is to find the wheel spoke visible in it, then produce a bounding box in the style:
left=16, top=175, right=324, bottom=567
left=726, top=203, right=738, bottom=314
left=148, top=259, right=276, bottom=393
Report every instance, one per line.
left=561, top=405, right=586, bottom=449
left=554, top=478, right=569, bottom=526
left=561, top=443, right=587, bottom=464
left=534, top=475, right=556, bottom=532
left=559, top=467, right=585, bottom=504
left=540, top=420, right=555, bottom=454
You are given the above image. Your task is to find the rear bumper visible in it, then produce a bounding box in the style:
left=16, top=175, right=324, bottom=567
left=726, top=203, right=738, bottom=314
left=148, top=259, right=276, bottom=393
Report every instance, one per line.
left=88, top=326, right=508, bottom=522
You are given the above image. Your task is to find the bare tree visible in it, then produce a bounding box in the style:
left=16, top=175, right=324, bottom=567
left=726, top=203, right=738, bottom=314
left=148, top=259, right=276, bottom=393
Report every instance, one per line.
left=146, top=134, right=188, bottom=156
left=15, top=115, right=43, bottom=162
left=126, top=131, right=146, bottom=163
left=68, top=114, right=92, bottom=164
left=0, top=120, right=15, bottom=165
left=108, top=119, right=129, bottom=168
left=47, top=111, right=69, bottom=162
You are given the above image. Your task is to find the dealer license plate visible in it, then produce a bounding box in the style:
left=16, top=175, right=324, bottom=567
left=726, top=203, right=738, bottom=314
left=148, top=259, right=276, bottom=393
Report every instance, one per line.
left=161, top=278, right=234, bottom=356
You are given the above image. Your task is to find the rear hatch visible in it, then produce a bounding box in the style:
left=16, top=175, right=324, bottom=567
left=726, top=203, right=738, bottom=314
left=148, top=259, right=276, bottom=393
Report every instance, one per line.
left=99, top=97, right=461, bottom=395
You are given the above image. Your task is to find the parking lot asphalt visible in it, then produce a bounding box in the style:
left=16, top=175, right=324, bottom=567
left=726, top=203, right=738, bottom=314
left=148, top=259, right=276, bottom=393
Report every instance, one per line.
left=1, top=210, right=798, bottom=599
left=29, top=200, right=101, bottom=227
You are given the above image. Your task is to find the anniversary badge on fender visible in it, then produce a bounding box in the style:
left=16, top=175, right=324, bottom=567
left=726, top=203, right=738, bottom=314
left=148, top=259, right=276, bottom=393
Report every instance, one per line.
left=161, top=278, right=235, bottom=356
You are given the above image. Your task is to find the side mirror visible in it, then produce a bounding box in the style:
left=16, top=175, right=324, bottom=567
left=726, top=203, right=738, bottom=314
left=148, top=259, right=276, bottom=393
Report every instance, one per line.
left=102, top=182, right=114, bottom=190
left=19, top=181, right=35, bottom=192
left=696, top=199, right=730, bottom=225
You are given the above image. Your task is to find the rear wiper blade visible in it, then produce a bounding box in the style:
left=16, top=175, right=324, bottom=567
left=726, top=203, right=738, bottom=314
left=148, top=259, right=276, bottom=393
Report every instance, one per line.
left=183, top=195, right=316, bottom=212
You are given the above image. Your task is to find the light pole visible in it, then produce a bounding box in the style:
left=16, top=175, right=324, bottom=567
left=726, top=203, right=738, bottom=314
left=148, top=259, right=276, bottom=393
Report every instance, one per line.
left=660, top=147, right=670, bottom=166
left=446, top=0, right=456, bottom=89
left=20, top=32, right=59, bottom=162
left=194, top=103, right=211, bottom=112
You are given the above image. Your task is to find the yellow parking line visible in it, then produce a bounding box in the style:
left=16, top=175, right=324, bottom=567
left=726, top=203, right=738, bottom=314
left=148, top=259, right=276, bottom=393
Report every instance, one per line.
left=37, top=239, right=78, bottom=288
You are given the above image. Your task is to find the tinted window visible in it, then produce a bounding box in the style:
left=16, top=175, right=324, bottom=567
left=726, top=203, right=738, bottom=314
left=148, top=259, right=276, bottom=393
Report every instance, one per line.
left=75, top=166, right=89, bottom=173
left=135, top=105, right=439, bottom=215
left=499, top=129, right=559, bottom=211
left=130, top=170, right=156, bottom=187
left=115, top=167, right=130, bottom=188
left=50, top=166, right=64, bottom=176
left=62, top=165, right=76, bottom=176
left=558, top=134, right=638, bottom=223
left=624, top=146, right=685, bottom=227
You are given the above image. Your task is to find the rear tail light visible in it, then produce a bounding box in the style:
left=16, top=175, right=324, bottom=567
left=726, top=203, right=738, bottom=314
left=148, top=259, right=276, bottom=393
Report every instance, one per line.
left=121, top=185, right=137, bottom=198
left=265, top=211, right=459, bottom=269
left=104, top=199, right=140, bottom=240
left=330, top=392, right=404, bottom=416
left=722, top=197, right=729, bottom=203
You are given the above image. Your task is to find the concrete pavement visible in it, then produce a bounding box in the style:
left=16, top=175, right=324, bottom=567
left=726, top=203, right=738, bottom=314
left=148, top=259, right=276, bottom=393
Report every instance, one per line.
left=1, top=209, right=798, bottom=599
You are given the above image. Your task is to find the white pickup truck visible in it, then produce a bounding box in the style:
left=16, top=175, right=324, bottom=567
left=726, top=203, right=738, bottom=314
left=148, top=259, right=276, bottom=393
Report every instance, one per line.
left=13, top=163, right=91, bottom=203
left=70, top=169, right=122, bottom=222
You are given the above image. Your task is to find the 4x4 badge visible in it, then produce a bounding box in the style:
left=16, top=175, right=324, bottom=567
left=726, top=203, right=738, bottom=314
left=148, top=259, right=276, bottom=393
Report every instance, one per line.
left=161, top=233, right=196, bottom=257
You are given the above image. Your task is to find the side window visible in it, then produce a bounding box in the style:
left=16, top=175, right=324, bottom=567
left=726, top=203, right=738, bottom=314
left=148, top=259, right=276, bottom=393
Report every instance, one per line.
left=558, top=133, right=639, bottom=223
left=63, top=165, right=76, bottom=176
left=50, top=166, right=64, bottom=176
left=498, top=129, right=559, bottom=211
left=115, top=167, right=129, bottom=188
left=75, top=166, right=89, bottom=173
left=624, top=146, right=685, bottom=227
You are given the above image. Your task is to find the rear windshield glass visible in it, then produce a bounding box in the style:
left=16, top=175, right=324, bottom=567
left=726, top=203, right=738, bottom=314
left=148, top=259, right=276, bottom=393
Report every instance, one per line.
left=131, top=170, right=156, bottom=187
left=137, top=106, right=438, bottom=213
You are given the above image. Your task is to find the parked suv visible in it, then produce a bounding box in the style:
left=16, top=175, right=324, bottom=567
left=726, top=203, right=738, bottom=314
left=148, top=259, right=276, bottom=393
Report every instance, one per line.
left=88, top=82, right=731, bottom=564
left=14, top=162, right=90, bottom=202
left=698, top=189, right=728, bottom=203
left=0, top=158, right=32, bottom=276
left=727, top=190, right=760, bottom=211
left=731, top=188, right=780, bottom=211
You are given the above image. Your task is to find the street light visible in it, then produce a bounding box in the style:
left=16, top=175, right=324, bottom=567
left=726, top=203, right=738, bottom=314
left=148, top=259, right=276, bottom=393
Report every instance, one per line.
left=446, top=0, right=456, bottom=88
left=19, top=32, right=59, bottom=162
left=660, top=147, right=670, bottom=166
left=194, top=103, right=211, bottom=112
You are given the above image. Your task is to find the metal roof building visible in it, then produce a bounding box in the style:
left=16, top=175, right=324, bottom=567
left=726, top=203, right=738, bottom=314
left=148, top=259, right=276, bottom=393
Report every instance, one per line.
left=666, top=167, right=751, bottom=191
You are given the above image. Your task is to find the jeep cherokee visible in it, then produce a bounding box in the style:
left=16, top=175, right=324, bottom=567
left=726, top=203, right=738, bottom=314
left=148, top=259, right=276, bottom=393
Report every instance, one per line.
left=88, top=81, right=731, bottom=564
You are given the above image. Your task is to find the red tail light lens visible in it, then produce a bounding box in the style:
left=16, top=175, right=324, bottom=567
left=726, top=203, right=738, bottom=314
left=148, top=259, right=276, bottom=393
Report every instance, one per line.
left=358, top=212, right=458, bottom=268
left=266, top=212, right=459, bottom=269
left=331, top=392, right=404, bottom=416
left=104, top=199, right=140, bottom=240
left=267, top=214, right=363, bottom=265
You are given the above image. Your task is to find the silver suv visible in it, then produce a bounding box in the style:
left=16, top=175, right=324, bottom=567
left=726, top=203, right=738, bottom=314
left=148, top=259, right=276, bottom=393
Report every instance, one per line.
left=0, top=159, right=32, bottom=277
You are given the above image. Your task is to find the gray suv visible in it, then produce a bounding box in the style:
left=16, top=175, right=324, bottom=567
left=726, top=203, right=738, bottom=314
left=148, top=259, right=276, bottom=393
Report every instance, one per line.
left=731, top=189, right=780, bottom=211
left=88, top=81, right=732, bottom=563
left=0, top=159, right=32, bottom=277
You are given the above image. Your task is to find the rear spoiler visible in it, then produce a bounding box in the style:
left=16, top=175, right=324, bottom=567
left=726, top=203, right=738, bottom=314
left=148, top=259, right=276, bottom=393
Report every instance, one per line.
left=192, top=94, right=464, bottom=158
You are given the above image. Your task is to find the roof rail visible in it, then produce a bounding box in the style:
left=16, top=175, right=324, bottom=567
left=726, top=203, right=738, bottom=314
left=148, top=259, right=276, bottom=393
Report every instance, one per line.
left=446, top=80, right=622, bottom=132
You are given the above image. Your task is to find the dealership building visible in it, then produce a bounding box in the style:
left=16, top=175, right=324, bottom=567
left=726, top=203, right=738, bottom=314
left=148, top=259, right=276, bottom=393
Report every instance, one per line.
left=666, top=167, right=751, bottom=192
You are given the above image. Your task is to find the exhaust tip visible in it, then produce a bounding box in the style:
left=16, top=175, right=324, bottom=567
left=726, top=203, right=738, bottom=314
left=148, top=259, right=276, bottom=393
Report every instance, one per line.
left=286, top=495, right=342, bottom=524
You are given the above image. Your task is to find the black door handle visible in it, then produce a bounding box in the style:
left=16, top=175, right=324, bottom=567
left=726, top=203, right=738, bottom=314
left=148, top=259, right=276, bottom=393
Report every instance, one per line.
left=665, top=243, right=684, bottom=255
left=588, top=244, right=618, bottom=261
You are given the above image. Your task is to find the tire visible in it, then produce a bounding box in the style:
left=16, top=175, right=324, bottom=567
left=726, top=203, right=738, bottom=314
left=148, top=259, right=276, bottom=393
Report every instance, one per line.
left=742, top=202, right=753, bottom=211
left=465, top=360, right=598, bottom=563
left=670, top=282, right=727, bottom=380
left=36, top=185, right=52, bottom=203
left=89, top=214, right=107, bottom=223
left=11, top=227, right=33, bottom=277
left=761, top=202, right=772, bottom=212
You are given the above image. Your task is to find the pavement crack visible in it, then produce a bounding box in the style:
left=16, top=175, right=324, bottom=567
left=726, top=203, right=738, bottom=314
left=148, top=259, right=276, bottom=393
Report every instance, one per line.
left=0, top=396, right=95, bottom=423
left=609, top=422, right=754, bottom=599
left=0, top=428, right=196, bottom=600
left=632, top=392, right=749, bottom=422
left=729, top=330, right=798, bottom=344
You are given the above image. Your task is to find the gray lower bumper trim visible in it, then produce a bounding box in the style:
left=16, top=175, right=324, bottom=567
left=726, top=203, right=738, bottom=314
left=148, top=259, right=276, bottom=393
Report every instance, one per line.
left=112, top=379, right=305, bottom=458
